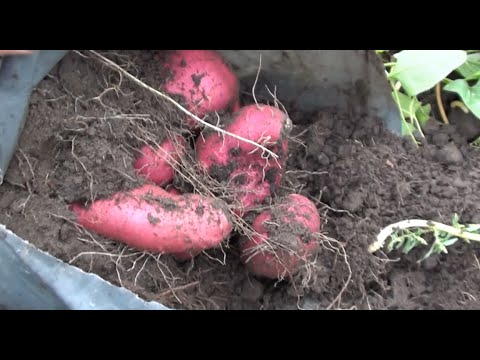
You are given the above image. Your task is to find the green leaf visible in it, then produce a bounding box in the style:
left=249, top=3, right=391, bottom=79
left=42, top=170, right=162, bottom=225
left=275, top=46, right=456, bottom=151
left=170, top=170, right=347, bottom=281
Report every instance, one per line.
left=472, top=136, right=480, bottom=148
left=444, top=79, right=480, bottom=119
left=387, top=235, right=397, bottom=252
left=421, top=246, right=436, bottom=262
left=389, top=50, right=467, bottom=96
left=416, top=236, right=429, bottom=246
left=403, top=237, right=420, bottom=254
left=466, top=70, right=480, bottom=81
left=401, top=120, right=416, bottom=137
left=456, top=53, right=480, bottom=79
left=442, top=238, right=458, bottom=247
left=416, top=103, right=431, bottom=127
left=452, top=213, right=461, bottom=228
left=394, top=92, right=422, bottom=118
left=389, top=236, right=404, bottom=252
left=393, top=92, right=424, bottom=135
left=434, top=241, right=448, bottom=254
left=465, top=224, right=480, bottom=232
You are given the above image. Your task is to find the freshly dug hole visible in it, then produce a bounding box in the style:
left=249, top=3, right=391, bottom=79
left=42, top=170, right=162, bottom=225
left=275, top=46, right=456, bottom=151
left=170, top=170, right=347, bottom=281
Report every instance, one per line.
left=1, top=50, right=480, bottom=310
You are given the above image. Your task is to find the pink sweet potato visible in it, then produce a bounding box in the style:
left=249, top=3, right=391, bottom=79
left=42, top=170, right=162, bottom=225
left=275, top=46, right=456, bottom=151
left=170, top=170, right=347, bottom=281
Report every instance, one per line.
left=196, top=104, right=290, bottom=168
left=228, top=167, right=271, bottom=215
left=165, top=185, right=182, bottom=196
left=70, top=185, right=233, bottom=255
left=196, top=104, right=291, bottom=215
left=160, top=50, right=240, bottom=129
left=239, top=194, right=320, bottom=279
left=133, top=135, right=186, bottom=186
left=162, top=186, right=201, bottom=261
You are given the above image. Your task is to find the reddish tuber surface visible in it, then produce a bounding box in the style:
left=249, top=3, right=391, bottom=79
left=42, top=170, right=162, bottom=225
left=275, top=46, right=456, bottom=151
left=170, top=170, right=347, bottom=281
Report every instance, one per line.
left=196, top=104, right=291, bottom=215
left=239, top=194, right=321, bottom=279
left=160, top=50, right=240, bottom=129
left=70, top=185, right=233, bottom=256
left=133, top=136, right=186, bottom=186
left=162, top=186, right=201, bottom=261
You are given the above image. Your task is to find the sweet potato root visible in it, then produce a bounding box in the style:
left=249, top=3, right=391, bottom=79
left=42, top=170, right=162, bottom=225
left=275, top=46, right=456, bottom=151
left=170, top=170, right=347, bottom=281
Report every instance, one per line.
left=159, top=50, right=240, bottom=129
left=239, top=194, right=321, bottom=279
left=133, top=135, right=186, bottom=186
left=70, top=185, right=233, bottom=256
left=196, top=104, right=291, bottom=215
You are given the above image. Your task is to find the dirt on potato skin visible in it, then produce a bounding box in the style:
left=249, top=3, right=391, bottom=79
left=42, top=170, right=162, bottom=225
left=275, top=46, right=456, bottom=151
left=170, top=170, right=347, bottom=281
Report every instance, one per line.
left=1, top=50, right=480, bottom=310
left=261, top=194, right=320, bottom=255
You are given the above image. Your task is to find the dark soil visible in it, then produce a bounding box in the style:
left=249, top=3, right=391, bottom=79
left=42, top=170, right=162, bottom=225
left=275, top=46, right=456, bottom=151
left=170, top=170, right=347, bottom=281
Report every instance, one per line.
left=1, top=50, right=480, bottom=310
left=285, top=112, right=480, bottom=309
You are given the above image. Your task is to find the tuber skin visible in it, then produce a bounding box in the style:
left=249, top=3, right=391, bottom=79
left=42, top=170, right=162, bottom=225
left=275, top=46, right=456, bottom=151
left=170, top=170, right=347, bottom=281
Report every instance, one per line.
left=239, top=194, right=320, bottom=279
left=165, top=185, right=182, bottom=196
left=162, top=186, right=201, bottom=261
left=133, top=135, right=186, bottom=186
left=70, top=185, right=233, bottom=256
left=196, top=104, right=291, bottom=215
left=159, top=50, right=240, bottom=129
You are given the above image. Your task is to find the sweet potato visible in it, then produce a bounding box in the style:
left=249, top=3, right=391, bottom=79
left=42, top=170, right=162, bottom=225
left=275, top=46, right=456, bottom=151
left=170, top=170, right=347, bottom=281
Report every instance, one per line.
left=70, top=185, right=233, bottom=255
left=160, top=50, right=240, bottom=129
left=228, top=167, right=271, bottom=215
left=165, top=185, right=182, bottom=196
left=162, top=186, right=201, bottom=261
left=196, top=104, right=291, bottom=215
left=239, top=194, right=320, bottom=279
left=133, top=135, right=186, bottom=186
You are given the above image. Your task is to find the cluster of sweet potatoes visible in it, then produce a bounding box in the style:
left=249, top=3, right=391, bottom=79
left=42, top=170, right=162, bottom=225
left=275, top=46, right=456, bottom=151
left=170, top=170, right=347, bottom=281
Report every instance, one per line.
left=70, top=50, right=321, bottom=280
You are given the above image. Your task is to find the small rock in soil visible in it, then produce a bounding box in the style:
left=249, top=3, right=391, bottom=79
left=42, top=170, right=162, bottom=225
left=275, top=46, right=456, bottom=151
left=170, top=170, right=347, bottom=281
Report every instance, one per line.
left=241, top=278, right=265, bottom=303
left=317, top=153, right=330, bottom=166
left=435, top=142, right=464, bottom=165
left=300, top=296, right=322, bottom=310
left=471, top=213, right=480, bottom=224
left=449, top=107, right=480, bottom=142
left=422, top=256, right=438, bottom=271
left=432, top=133, right=449, bottom=147
left=341, top=191, right=365, bottom=213
left=0, top=191, right=16, bottom=208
